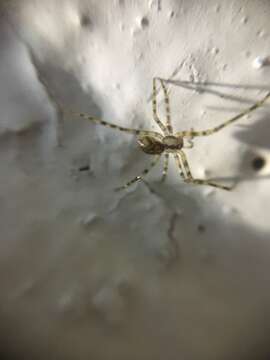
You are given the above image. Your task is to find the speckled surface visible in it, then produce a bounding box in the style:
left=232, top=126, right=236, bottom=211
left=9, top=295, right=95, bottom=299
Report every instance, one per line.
left=1, top=1, right=270, bottom=359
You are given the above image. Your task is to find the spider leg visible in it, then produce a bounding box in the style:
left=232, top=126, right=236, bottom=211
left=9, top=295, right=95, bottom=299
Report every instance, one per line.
left=161, top=153, right=169, bottom=182
left=176, top=91, right=270, bottom=138
left=152, top=78, right=169, bottom=135
left=115, top=154, right=161, bottom=191
left=178, top=150, right=232, bottom=190
left=173, top=153, right=185, bottom=179
left=67, top=109, right=163, bottom=140
left=157, top=77, right=173, bottom=134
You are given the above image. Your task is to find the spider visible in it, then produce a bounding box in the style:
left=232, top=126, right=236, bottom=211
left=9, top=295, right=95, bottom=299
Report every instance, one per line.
left=68, top=77, right=270, bottom=191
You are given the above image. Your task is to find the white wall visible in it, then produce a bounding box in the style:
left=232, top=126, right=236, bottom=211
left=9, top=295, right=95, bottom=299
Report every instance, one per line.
left=1, top=1, right=270, bottom=359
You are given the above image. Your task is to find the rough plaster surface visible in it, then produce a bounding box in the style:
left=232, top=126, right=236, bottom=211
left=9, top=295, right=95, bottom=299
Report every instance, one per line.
left=1, top=1, right=270, bottom=359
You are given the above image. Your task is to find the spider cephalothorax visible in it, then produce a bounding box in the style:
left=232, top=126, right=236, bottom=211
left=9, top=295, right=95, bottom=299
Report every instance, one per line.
left=162, top=135, right=184, bottom=151
left=71, top=77, right=270, bottom=191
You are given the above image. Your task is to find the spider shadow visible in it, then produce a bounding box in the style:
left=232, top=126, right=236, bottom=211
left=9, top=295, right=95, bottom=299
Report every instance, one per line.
left=165, top=78, right=270, bottom=106
left=208, top=173, right=270, bottom=186
left=233, top=115, right=270, bottom=150
left=27, top=54, right=102, bottom=119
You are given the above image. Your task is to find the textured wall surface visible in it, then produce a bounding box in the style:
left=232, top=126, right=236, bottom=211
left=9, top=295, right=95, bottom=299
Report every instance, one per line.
left=1, top=1, right=270, bottom=359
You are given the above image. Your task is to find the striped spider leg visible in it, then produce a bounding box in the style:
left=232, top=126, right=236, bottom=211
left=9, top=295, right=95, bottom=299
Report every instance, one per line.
left=68, top=78, right=270, bottom=191
left=174, top=150, right=232, bottom=190
left=175, top=91, right=270, bottom=139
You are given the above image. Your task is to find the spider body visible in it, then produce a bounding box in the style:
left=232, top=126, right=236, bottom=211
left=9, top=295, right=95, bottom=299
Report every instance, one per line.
left=70, top=77, right=270, bottom=191
left=138, top=135, right=183, bottom=155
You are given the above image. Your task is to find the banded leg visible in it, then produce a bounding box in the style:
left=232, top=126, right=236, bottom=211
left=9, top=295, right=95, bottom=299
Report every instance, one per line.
left=115, top=155, right=161, bottom=191
left=152, top=78, right=169, bottom=135
left=174, top=153, right=185, bottom=179
left=161, top=153, right=169, bottom=182
left=158, top=78, right=173, bottom=134
left=178, top=151, right=232, bottom=190
left=67, top=109, right=163, bottom=140
left=176, top=91, right=270, bottom=138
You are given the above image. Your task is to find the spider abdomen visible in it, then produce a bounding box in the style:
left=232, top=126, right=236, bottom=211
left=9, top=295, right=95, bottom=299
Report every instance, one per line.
left=137, top=136, right=165, bottom=154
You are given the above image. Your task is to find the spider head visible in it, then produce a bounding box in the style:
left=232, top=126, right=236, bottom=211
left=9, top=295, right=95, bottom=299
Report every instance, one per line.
left=137, top=136, right=165, bottom=155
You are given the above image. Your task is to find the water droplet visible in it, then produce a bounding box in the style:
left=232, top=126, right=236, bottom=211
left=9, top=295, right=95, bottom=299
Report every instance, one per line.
left=114, top=83, right=121, bottom=90
left=214, top=4, right=221, bottom=13
left=257, top=29, right=267, bottom=38
left=240, top=16, right=248, bottom=24
left=200, top=109, right=207, bottom=116
left=211, top=47, right=219, bottom=55
left=252, top=56, right=270, bottom=69
left=136, top=15, right=149, bottom=29
left=222, top=63, right=228, bottom=71
left=136, top=52, right=143, bottom=61
left=168, top=10, right=175, bottom=19
left=80, top=212, right=98, bottom=226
